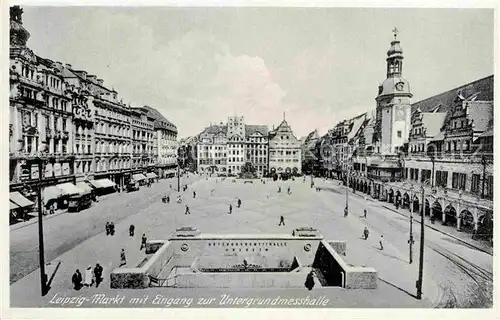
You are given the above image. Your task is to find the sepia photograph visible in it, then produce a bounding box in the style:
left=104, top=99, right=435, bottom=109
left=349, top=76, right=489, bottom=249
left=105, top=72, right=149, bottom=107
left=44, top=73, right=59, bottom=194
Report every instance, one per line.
left=3, top=1, right=496, bottom=318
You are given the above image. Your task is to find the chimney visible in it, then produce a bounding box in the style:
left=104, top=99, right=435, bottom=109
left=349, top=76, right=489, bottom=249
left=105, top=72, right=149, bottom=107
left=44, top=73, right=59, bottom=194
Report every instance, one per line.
left=97, top=78, right=104, bottom=86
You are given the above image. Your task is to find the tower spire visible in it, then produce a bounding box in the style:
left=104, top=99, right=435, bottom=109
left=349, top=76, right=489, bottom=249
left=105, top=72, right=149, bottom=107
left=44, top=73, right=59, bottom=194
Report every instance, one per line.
left=283, top=111, right=285, bottom=121
left=392, top=27, right=399, bottom=40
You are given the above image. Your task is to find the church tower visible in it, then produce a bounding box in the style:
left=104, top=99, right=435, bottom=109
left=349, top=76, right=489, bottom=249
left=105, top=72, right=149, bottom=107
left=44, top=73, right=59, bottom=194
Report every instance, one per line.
left=374, top=28, right=413, bottom=155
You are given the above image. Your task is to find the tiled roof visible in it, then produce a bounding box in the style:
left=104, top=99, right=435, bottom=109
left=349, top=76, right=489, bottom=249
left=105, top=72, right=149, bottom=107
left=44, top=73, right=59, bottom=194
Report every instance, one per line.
left=141, top=105, right=178, bottom=133
left=420, top=112, right=447, bottom=137
left=411, top=75, right=493, bottom=113
left=245, top=125, right=268, bottom=137
left=202, top=124, right=227, bottom=135
left=466, top=101, right=493, bottom=133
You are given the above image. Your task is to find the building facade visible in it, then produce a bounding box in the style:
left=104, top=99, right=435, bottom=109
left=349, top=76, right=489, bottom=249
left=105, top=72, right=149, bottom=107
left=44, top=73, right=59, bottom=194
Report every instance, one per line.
left=8, top=6, right=178, bottom=211
left=197, top=124, right=228, bottom=175
left=227, top=116, right=246, bottom=175
left=245, top=125, right=269, bottom=177
left=268, top=119, right=302, bottom=176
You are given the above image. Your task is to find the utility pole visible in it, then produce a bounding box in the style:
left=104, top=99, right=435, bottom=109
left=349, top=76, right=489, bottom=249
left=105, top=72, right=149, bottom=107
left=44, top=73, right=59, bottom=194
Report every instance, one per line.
left=177, top=163, right=180, bottom=192
left=37, top=159, right=47, bottom=296
left=481, top=156, right=486, bottom=199
left=344, top=169, right=349, bottom=217
left=416, top=185, right=425, bottom=299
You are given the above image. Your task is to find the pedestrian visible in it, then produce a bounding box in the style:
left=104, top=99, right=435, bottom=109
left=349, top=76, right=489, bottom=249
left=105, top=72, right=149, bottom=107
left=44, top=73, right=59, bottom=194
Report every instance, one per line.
left=344, top=207, right=348, bottom=217
left=170, top=184, right=172, bottom=189
left=278, top=215, right=285, bottom=226
left=129, top=224, right=135, bottom=237
left=379, top=235, right=384, bottom=250
left=166, top=195, right=170, bottom=204
left=49, top=204, right=55, bottom=215
left=84, top=265, right=94, bottom=287
left=94, top=263, right=103, bottom=288
left=229, top=204, right=232, bottom=214
left=364, top=209, right=367, bottom=219
left=305, top=271, right=315, bottom=291
left=363, top=227, right=369, bottom=240
left=110, top=222, right=115, bottom=236
left=71, top=269, right=83, bottom=290
left=237, top=198, right=241, bottom=208
left=277, top=186, right=281, bottom=193
left=120, top=249, right=126, bottom=266
left=193, top=191, right=196, bottom=199
left=140, top=233, right=147, bottom=250
left=287, top=186, right=291, bottom=195
left=105, top=222, right=110, bottom=236
left=185, top=205, right=191, bottom=215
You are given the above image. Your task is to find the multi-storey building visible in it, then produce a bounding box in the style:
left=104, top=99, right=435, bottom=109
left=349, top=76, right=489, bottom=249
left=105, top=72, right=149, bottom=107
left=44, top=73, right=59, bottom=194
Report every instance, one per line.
left=301, top=129, right=320, bottom=174
left=9, top=7, right=76, bottom=206
left=142, top=106, right=178, bottom=178
left=245, top=125, right=269, bottom=177
left=178, top=135, right=198, bottom=172
left=227, top=116, right=246, bottom=175
left=197, top=124, right=227, bottom=174
left=268, top=118, right=302, bottom=176
left=8, top=6, right=179, bottom=215
left=130, top=107, right=156, bottom=176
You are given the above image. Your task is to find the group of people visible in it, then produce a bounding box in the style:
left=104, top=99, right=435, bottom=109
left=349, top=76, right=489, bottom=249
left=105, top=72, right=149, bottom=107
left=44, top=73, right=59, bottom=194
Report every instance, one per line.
left=71, top=263, right=104, bottom=290
left=105, top=222, right=116, bottom=236
left=362, top=227, right=384, bottom=250
left=228, top=198, right=242, bottom=214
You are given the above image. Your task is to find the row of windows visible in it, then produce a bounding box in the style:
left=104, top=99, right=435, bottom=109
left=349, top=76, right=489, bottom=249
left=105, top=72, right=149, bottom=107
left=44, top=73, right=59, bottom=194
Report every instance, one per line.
left=269, top=150, right=298, bottom=156
left=270, top=158, right=300, bottom=163
left=207, top=242, right=286, bottom=247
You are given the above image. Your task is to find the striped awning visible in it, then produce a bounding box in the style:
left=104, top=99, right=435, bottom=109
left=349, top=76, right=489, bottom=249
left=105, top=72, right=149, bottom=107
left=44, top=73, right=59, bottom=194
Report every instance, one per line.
left=146, top=172, right=158, bottom=179
left=132, top=174, right=147, bottom=181
left=10, top=191, right=34, bottom=208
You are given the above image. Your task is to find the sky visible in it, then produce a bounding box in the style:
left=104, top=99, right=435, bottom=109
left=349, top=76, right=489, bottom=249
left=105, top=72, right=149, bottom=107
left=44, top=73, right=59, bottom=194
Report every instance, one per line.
left=21, top=7, right=493, bottom=139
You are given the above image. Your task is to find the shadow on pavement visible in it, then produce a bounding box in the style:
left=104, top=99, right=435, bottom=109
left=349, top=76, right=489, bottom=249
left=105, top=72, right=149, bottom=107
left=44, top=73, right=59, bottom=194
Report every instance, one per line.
left=379, top=277, right=417, bottom=299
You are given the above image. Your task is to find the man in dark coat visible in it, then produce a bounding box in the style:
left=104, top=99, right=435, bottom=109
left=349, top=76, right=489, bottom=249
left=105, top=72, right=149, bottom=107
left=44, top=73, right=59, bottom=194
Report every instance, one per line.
left=110, top=222, right=115, bottom=236
left=229, top=204, right=233, bottom=214
left=105, top=222, right=110, bottom=236
left=193, top=191, right=196, bottom=199
left=129, top=224, right=135, bottom=237
left=72, top=269, right=83, bottom=290
left=278, top=215, right=285, bottom=226
left=94, top=263, right=103, bottom=288
left=140, top=234, right=147, bottom=250
left=237, top=198, right=241, bottom=208
left=305, top=271, right=315, bottom=291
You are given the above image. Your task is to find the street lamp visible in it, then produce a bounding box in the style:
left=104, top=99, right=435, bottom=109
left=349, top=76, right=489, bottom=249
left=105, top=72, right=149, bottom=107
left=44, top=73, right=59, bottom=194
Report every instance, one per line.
left=416, top=179, right=430, bottom=300
left=33, top=153, right=49, bottom=296
left=408, top=185, right=415, bottom=264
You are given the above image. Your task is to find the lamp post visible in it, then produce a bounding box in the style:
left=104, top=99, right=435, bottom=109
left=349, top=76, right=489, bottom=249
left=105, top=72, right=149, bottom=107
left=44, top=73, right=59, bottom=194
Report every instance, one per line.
left=344, top=168, right=350, bottom=217
left=416, top=180, right=429, bottom=300
left=34, top=154, right=48, bottom=296
left=408, top=185, right=415, bottom=264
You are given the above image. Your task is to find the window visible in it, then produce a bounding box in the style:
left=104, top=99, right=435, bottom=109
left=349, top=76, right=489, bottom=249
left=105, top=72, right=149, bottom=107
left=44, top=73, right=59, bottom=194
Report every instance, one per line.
left=471, top=174, right=481, bottom=194
left=485, top=175, right=493, bottom=199
left=435, top=171, right=448, bottom=188
left=397, top=131, right=402, bottom=138
left=452, top=172, right=466, bottom=190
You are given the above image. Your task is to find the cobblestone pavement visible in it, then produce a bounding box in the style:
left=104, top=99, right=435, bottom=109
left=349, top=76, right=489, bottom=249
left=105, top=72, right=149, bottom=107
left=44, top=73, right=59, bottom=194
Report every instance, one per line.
left=10, top=176, right=492, bottom=308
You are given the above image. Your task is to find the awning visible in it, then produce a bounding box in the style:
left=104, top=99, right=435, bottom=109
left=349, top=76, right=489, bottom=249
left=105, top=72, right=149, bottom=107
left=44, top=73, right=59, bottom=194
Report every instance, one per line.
left=146, top=172, right=158, bottom=179
left=76, top=182, right=93, bottom=194
left=88, top=179, right=116, bottom=189
left=10, top=191, right=34, bottom=208
left=42, top=186, right=64, bottom=203
left=56, top=183, right=83, bottom=196
left=132, top=174, right=147, bottom=181
left=10, top=201, right=20, bottom=211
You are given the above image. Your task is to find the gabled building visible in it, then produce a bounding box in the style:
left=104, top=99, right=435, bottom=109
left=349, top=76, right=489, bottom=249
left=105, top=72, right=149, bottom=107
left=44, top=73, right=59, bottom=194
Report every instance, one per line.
left=245, top=125, right=269, bottom=177
left=197, top=123, right=227, bottom=175
left=268, top=117, right=302, bottom=176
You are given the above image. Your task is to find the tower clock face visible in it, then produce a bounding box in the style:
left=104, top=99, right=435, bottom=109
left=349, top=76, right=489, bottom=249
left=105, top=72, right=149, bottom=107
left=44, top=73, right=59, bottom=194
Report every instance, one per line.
left=396, top=82, right=405, bottom=91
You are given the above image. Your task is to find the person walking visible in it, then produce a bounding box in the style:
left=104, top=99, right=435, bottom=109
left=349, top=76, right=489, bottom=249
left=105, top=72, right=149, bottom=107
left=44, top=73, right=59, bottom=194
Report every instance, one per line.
left=140, top=234, right=147, bottom=250
left=364, top=209, right=367, bottom=219
left=277, top=186, right=281, bottom=193
left=105, top=222, right=110, bottom=236
left=120, top=249, right=127, bottom=267
left=237, top=198, right=241, bottom=208
left=94, top=263, right=103, bottom=288
left=166, top=195, right=170, bottom=204
left=344, top=207, right=348, bottom=217
left=229, top=204, right=233, bottom=214
left=287, top=186, right=291, bottom=195
left=129, top=224, right=135, bottom=237
left=84, top=265, right=94, bottom=287
left=379, top=235, right=384, bottom=250
left=185, top=205, right=191, bottom=215
left=305, top=271, right=315, bottom=291
left=193, top=191, right=196, bottom=199
left=110, top=222, right=115, bottom=236
left=363, top=227, right=369, bottom=240
left=72, top=269, right=83, bottom=290
left=278, top=215, right=285, bottom=226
